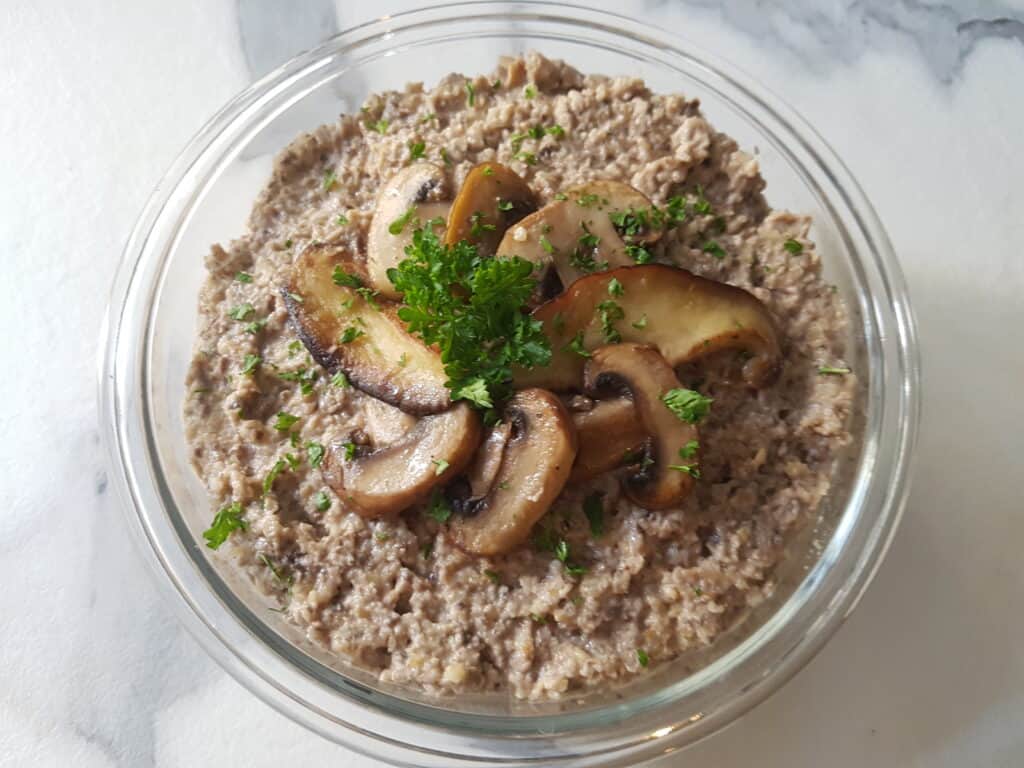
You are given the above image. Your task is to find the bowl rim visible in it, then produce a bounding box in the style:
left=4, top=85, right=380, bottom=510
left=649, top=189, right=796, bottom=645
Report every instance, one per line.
left=100, top=2, right=920, bottom=765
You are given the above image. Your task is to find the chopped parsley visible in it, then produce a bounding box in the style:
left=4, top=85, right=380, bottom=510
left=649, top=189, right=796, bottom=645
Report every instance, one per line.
left=418, top=112, right=436, bottom=124
left=228, top=303, right=254, bottom=321
left=554, top=539, right=587, bottom=577
left=287, top=340, right=302, bottom=355
left=286, top=292, right=304, bottom=304
left=322, top=169, right=337, bottom=191
left=553, top=192, right=568, bottom=201
left=818, top=365, right=851, bottom=375
left=483, top=569, right=501, bottom=584
left=625, top=244, right=653, bottom=264
left=339, top=326, right=365, bottom=344
left=342, top=441, right=357, bottom=461
left=330, top=371, right=350, bottom=388
left=235, top=271, right=253, bottom=283
left=583, top=491, right=605, bottom=537
left=565, top=330, right=591, bottom=358
left=469, top=211, right=496, bottom=238
left=607, top=277, right=624, bottom=297
left=432, top=458, right=450, bottom=476
left=679, top=440, right=699, bottom=458
left=427, top=490, right=453, bottom=523
left=388, top=207, right=417, bottom=235
left=702, top=240, right=727, bottom=259
left=523, top=84, right=537, bottom=99
left=407, top=140, right=426, bottom=162
left=240, top=354, right=261, bottom=376
left=262, top=459, right=287, bottom=496
left=386, top=227, right=551, bottom=410
left=668, top=460, right=701, bottom=478
left=370, top=118, right=389, bottom=134
left=465, top=80, right=476, bottom=106
left=539, top=234, right=556, bottom=254
left=482, top=165, right=494, bottom=176
left=509, top=131, right=529, bottom=150
left=273, top=412, right=299, bottom=432
left=631, top=314, right=648, bottom=330
left=546, top=124, right=565, bottom=138
left=693, top=185, right=712, bottom=215
left=258, top=553, right=293, bottom=589
left=596, top=300, right=624, bottom=343
left=515, top=151, right=537, bottom=165
left=314, top=491, right=331, bottom=511
left=662, top=388, right=713, bottom=424
left=439, top=147, right=452, bottom=167
left=244, top=318, right=267, bottom=335
left=332, top=266, right=364, bottom=288
left=497, top=199, right=515, bottom=212
left=203, top=502, right=247, bottom=549
left=306, top=441, right=325, bottom=468
left=277, top=366, right=317, bottom=395
left=336, top=213, right=349, bottom=226
left=636, top=649, right=649, bottom=667
left=575, top=193, right=602, bottom=208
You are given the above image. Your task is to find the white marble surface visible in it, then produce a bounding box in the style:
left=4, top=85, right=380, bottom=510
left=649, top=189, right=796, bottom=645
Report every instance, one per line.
left=2, top=1, right=1022, bottom=765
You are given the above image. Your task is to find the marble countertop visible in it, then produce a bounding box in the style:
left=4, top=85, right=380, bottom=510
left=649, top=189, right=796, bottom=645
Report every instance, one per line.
left=2, top=1, right=1022, bottom=765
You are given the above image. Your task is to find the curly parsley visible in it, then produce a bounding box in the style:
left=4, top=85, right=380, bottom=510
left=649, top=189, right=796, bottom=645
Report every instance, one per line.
left=203, top=502, right=247, bottom=549
left=662, top=388, right=713, bottom=424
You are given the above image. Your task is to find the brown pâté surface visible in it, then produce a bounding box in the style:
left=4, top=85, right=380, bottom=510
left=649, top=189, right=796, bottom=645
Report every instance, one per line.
left=184, top=53, right=855, bottom=700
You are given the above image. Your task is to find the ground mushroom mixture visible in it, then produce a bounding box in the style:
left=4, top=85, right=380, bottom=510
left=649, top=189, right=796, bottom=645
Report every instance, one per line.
left=185, top=53, right=855, bottom=700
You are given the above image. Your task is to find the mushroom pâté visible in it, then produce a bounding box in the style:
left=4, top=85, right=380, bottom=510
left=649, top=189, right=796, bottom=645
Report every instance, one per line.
left=515, top=264, right=782, bottom=392
left=583, top=343, right=701, bottom=510
left=366, top=163, right=452, bottom=300
left=448, top=389, right=577, bottom=556
left=321, top=402, right=483, bottom=518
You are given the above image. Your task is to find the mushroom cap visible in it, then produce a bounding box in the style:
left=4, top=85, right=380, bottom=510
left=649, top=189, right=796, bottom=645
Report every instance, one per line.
left=448, top=389, right=577, bottom=555
left=584, top=343, right=700, bottom=510
left=446, top=162, right=536, bottom=254
left=322, top=402, right=482, bottom=518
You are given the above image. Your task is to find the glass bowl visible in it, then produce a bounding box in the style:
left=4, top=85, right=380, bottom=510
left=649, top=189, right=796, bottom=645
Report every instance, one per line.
left=99, top=3, right=920, bottom=765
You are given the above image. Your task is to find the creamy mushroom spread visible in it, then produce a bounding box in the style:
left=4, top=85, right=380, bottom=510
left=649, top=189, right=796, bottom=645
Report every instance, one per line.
left=185, top=53, right=855, bottom=700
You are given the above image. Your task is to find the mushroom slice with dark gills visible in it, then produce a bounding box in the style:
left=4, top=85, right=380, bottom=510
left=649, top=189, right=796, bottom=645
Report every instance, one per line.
left=583, top=343, right=700, bottom=510
left=366, top=163, right=451, bottom=300
left=514, top=264, right=782, bottom=392
left=321, top=402, right=482, bottom=518
left=448, top=389, right=577, bottom=556
left=445, top=162, right=537, bottom=255
left=568, top=397, right=646, bottom=484
left=284, top=242, right=450, bottom=414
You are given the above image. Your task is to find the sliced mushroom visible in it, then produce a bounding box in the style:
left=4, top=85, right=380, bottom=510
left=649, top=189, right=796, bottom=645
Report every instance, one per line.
left=321, top=402, right=482, bottom=518
left=285, top=242, right=450, bottom=414
left=497, top=181, right=658, bottom=301
left=448, top=389, right=577, bottom=555
left=514, top=264, right=782, bottom=391
left=367, top=163, right=451, bottom=299
left=569, top=398, right=647, bottom=484
left=584, top=344, right=699, bottom=509
left=445, top=162, right=536, bottom=254
left=464, top=420, right=512, bottom=500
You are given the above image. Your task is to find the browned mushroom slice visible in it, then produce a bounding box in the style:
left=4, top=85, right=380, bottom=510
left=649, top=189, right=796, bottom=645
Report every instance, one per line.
left=564, top=180, right=662, bottom=244
left=321, top=403, right=482, bottom=518
left=497, top=181, right=659, bottom=302
left=366, top=163, right=451, bottom=299
left=285, top=242, right=451, bottom=414
left=584, top=344, right=699, bottom=509
left=445, top=162, right=536, bottom=254
left=569, top=398, right=646, bottom=484
left=514, top=264, right=782, bottom=391
left=448, top=389, right=577, bottom=556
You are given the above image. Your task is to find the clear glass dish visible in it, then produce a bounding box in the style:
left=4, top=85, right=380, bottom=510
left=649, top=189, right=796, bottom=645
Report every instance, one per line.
left=99, top=3, right=920, bottom=765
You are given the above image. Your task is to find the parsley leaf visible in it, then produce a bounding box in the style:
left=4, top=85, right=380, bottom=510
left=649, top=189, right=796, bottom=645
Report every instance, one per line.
left=465, top=80, right=476, bottom=106
left=339, top=327, right=365, bottom=344
left=566, top=330, right=591, bottom=358
left=607, top=277, right=624, bottom=297
left=427, top=490, right=452, bottom=523
left=322, top=169, right=337, bottom=191
left=203, top=502, right=247, bottom=549
left=263, top=459, right=287, bottom=496
left=370, top=119, right=389, bottom=134
left=597, top=299, right=624, bottom=343
left=631, top=314, right=648, bottom=330
left=306, top=441, right=325, bottom=468
left=679, top=439, right=699, bottom=458
left=668, top=461, right=701, bottom=478
left=332, top=266, right=364, bottom=288
left=636, top=649, right=649, bottom=667
left=330, top=371, right=350, bottom=388
left=235, top=271, right=253, bottom=283
left=387, top=227, right=551, bottom=409
left=229, top=303, right=254, bottom=321
left=241, top=354, right=261, bottom=376
left=389, top=207, right=417, bottom=235
left=625, top=244, right=653, bottom=264
left=702, top=240, right=727, bottom=259
left=515, top=151, right=537, bottom=165
left=433, top=458, right=450, bottom=476
left=314, top=490, right=330, bottom=511
left=539, top=234, right=556, bottom=254
left=662, top=388, right=713, bottom=424
left=583, top=492, right=604, bottom=537
left=342, top=442, right=357, bottom=460
left=274, top=412, right=299, bottom=432
left=408, top=140, right=426, bottom=162
left=523, top=84, right=537, bottom=99
left=439, top=147, right=452, bottom=167
left=244, top=318, right=267, bottom=335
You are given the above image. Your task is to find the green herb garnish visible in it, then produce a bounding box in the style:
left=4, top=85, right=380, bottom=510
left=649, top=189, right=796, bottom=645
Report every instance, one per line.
left=274, top=412, right=299, bottom=432
left=631, top=314, right=648, bottom=330
left=662, top=388, right=713, bottom=424
left=240, top=354, right=261, bottom=376
left=625, top=244, right=653, bottom=264
left=818, top=365, right=851, bottom=375
left=263, top=459, right=287, bottom=496
left=636, top=649, right=649, bottom=667
left=389, top=207, right=417, bottom=235
left=566, top=330, right=590, bottom=358
left=332, top=266, right=364, bottom=288
left=597, top=300, right=624, bottom=343
left=386, top=227, right=551, bottom=410
left=702, top=240, right=727, bottom=259
left=465, top=80, right=476, bottom=106
left=679, top=440, right=699, bottom=458
left=607, top=277, right=624, bottom=297
left=342, top=442, right=357, bottom=461
left=306, top=441, right=325, bottom=468
left=427, top=490, right=452, bottom=523
left=433, top=458, right=450, bottom=476
left=235, top=271, right=253, bottom=283
left=203, top=502, right=247, bottom=549
left=322, top=169, right=337, bottom=191
left=330, top=371, right=350, bottom=388
left=339, top=326, right=365, bottom=344
left=523, top=84, right=537, bottom=99
left=370, top=119, right=389, bottom=134
left=515, top=151, right=537, bottom=165
left=314, top=491, right=330, bottom=511
left=229, top=303, right=254, bottom=321
left=408, top=140, right=426, bottom=162
left=483, top=569, right=501, bottom=584
left=244, top=319, right=267, bottom=335
left=583, top=491, right=604, bottom=537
